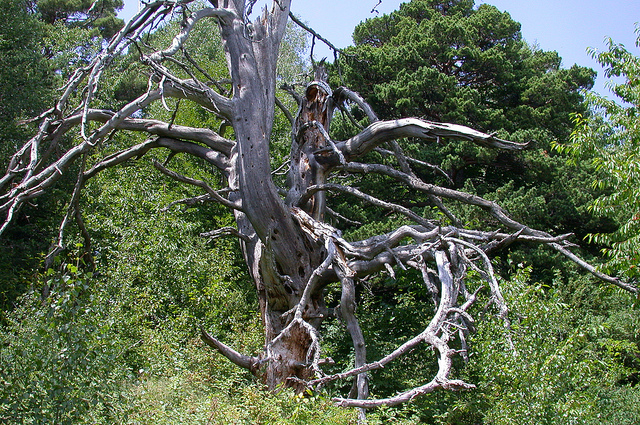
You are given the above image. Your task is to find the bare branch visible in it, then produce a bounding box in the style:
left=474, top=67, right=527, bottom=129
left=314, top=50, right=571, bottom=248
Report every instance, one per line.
left=333, top=250, right=477, bottom=408
left=81, top=136, right=230, bottom=187
left=288, top=12, right=341, bottom=55
left=82, top=139, right=159, bottom=180
left=45, top=154, right=90, bottom=269
left=550, top=242, right=639, bottom=294
left=334, top=378, right=475, bottom=408
left=200, top=326, right=261, bottom=375
left=335, top=265, right=369, bottom=414
left=332, top=118, right=528, bottom=162
left=52, top=111, right=234, bottom=156
left=182, top=48, right=230, bottom=95
left=1, top=88, right=163, bottom=209
left=341, top=159, right=638, bottom=292
left=275, top=96, right=295, bottom=126
left=374, top=147, right=454, bottom=186
left=340, top=161, right=538, bottom=233
left=151, top=69, right=233, bottom=120
left=200, top=226, right=251, bottom=242
left=162, top=194, right=213, bottom=211
left=333, top=86, right=379, bottom=123
left=312, top=249, right=476, bottom=406
left=349, top=225, right=439, bottom=260
left=147, top=7, right=236, bottom=63
left=153, top=161, right=241, bottom=210
left=448, top=237, right=515, bottom=352
left=120, top=118, right=234, bottom=156
left=78, top=1, right=196, bottom=140
left=280, top=82, right=303, bottom=106
left=300, top=183, right=435, bottom=229
left=326, top=206, right=362, bottom=226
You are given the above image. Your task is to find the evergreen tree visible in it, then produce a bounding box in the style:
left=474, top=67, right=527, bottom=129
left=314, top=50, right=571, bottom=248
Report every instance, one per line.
left=339, top=0, right=594, bottom=138
left=0, top=0, right=53, bottom=164
left=335, top=0, right=607, bottom=281
left=31, top=0, right=124, bottom=39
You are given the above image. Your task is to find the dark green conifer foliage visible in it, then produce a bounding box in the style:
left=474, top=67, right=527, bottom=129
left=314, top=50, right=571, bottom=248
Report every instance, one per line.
left=340, top=0, right=594, bottom=136
left=33, top=0, right=124, bottom=39
left=333, top=0, right=607, bottom=282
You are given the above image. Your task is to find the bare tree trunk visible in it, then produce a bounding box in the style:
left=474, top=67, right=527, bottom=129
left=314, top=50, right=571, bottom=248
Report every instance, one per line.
left=218, top=1, right=331, bottom=390
left=235, top=72, right=336, bottom=389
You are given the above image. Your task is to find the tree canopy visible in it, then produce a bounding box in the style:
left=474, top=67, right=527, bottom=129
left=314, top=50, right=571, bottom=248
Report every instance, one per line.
left=340, top=0, right=595, bottom=136
left=334, top=0, right=609, bottom=282
left=33, top=0, right=124, bottom=38
left=0, top=0, right=53, bottom=161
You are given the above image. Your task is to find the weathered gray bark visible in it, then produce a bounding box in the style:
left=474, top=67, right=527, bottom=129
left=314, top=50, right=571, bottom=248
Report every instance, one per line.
left=215, top=0, right=330, bottom=389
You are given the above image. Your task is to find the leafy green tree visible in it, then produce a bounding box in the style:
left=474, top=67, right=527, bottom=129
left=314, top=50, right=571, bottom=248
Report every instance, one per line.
left=0, top=0, right=57, bottom=309
left=434, top=267, right=640, bottom=424
left=556, top=28, right=640, bottom=282
left=0, top=0, right=53, bottom=163
left=0, top=0, right=125, bottom=310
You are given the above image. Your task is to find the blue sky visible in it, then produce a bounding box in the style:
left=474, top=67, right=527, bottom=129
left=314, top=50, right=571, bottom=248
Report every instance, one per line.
left=118, top=0, right=639, bottom=98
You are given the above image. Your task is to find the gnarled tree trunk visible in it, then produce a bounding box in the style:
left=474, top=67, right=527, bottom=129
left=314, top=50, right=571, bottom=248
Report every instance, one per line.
left=219, top=1, right=332, bottom=389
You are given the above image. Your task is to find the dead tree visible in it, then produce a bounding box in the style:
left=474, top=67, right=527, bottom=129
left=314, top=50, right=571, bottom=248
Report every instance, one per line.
left=1, top=0, right=636, bottom=413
